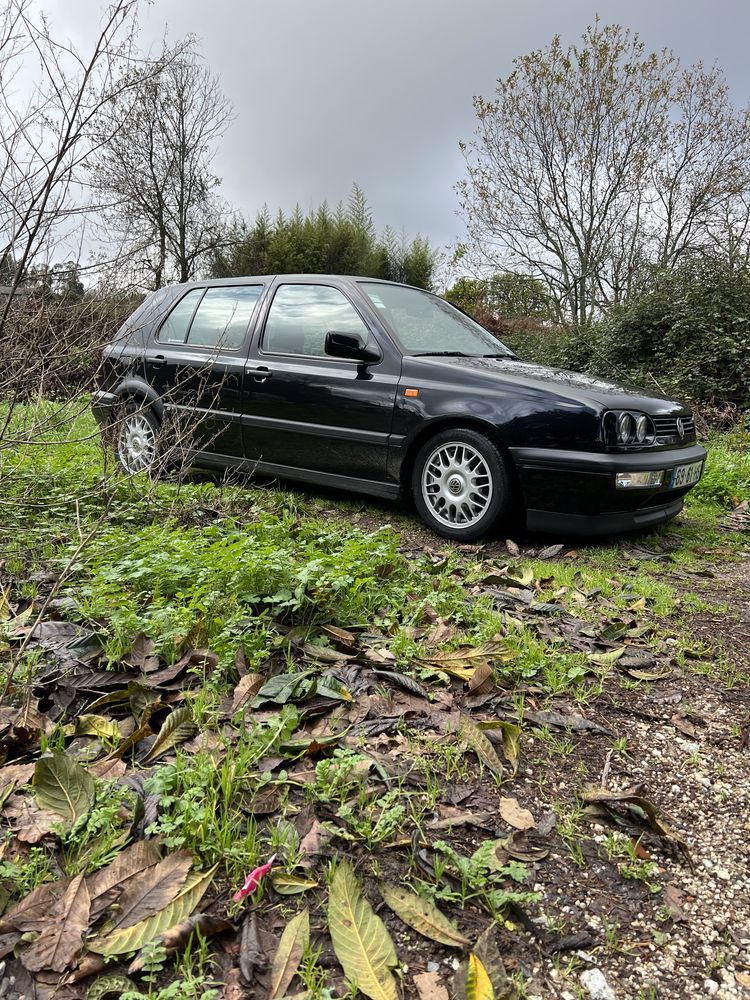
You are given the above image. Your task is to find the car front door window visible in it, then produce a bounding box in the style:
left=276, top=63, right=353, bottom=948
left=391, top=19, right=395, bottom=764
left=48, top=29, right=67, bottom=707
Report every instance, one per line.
left=262, top=283, right=369, bottom=357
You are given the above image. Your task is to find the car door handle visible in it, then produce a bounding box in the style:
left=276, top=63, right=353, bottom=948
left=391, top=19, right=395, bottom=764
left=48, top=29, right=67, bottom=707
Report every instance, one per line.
left=150, top=354, right=167, bottom=369
left=245, top=366, right=272, bottom=382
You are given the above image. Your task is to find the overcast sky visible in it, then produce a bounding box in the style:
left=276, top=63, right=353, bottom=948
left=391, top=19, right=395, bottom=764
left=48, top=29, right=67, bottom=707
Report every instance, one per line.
left=48, top=0, right=750, bottom=256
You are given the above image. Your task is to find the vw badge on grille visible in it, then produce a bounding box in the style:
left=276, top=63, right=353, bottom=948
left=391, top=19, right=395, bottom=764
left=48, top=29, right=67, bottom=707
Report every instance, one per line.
left=676, top=417, right=685, bottom=439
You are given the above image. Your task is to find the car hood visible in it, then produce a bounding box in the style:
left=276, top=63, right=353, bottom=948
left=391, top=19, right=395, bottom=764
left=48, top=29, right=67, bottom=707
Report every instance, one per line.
left=405, top=356, right=689, bottom=414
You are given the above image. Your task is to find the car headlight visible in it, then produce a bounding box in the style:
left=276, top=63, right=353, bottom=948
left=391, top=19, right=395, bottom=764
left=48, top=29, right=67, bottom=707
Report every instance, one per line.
left=604, top=411, right=655, bottom=446
left=618, top=412, right=635, bottom=443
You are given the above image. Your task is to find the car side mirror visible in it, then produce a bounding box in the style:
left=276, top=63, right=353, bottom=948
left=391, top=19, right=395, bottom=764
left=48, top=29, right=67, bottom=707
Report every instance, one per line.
left=325, top=330, right=381, bottom=364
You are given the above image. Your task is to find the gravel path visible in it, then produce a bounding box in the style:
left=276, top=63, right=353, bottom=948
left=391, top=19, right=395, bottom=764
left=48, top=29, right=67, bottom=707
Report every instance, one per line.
left=524, top=555, right=750, bottom=1000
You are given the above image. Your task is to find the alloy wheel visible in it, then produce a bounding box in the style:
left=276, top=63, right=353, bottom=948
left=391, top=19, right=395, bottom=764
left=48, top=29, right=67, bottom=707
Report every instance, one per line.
left=421, top=440, right=493, bottom=528
left=117, top=411, right=157, bottom=474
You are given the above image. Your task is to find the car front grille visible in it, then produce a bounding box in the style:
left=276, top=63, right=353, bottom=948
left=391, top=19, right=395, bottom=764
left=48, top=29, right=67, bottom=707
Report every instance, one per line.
left=653, top=415, right=695, bottom=438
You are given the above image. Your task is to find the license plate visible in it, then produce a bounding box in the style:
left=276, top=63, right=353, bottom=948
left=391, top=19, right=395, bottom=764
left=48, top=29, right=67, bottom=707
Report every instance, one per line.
left=670, top=460, right=703, bottom=489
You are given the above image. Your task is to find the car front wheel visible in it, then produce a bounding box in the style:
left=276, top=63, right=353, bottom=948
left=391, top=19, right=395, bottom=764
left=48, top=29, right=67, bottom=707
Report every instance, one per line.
left=412, top=428, right=512, bottom=540
left=115, top=401, right=161, bottom=476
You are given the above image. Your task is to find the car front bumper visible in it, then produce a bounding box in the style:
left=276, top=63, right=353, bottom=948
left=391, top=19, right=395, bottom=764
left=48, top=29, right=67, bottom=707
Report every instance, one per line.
left=510, top=442, right=708, bottom=537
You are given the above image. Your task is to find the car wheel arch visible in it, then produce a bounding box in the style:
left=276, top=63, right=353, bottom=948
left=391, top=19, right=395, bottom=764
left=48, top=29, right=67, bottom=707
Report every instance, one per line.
left=111, top=380, right=165, bottom=423
left=399, top=417, right=518, bottom=495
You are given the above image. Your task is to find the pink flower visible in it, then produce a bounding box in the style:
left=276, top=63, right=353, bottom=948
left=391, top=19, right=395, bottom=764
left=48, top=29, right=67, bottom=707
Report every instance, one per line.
left=233, top=854, right=276, bottom=903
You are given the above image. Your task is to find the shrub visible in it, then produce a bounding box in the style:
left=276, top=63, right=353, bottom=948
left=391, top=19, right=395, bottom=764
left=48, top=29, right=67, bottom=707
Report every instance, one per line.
left=1, top=296, right=135, bottom=400
left=586, top=260, right=750, bottom=408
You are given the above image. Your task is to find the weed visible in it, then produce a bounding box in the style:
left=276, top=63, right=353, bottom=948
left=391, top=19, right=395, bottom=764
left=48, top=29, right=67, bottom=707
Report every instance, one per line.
left=144, top=710, right=298, bottom=877
left=601, top=832, right=661, bottom=893
left=0, top=846, right=55, bottom=901
left=298, top=940, right=334, bottom=1000
left=554, top=801, right=587, bottom=866
left=62, top=779, right=140, bottom=875
left=424, top=840, right=539, bottom=917
left=330, top=787, right=407, bottom=849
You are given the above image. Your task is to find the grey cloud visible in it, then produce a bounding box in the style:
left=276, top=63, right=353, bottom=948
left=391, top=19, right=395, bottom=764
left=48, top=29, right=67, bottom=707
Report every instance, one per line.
left=46, top=0, right=750, bottom=254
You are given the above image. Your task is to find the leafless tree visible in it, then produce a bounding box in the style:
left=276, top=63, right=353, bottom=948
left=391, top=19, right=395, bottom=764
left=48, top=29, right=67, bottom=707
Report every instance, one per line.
left=0, top=4, right=222, bottom=454
left=457, top=21, right=750, bottom=327
left=90, top=42, right=233, bottom=291
left=0, top=1, right=205, bottom=548
left=0, top=0, right=143, bottom=318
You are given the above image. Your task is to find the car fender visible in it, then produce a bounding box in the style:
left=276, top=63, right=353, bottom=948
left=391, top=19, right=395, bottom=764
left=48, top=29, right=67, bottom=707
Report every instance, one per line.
left=111, top=378, right=165, bottom=421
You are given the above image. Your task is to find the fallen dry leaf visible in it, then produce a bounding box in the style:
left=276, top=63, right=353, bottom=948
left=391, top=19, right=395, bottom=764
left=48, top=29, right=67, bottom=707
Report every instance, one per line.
left=299, top=818, right=323, bottom=861
left=413, top=971, right=450, bottom=1000
left=671, top=712, right=703, bottom=740
left=581, top=785, right=691, bottom=863
left=0, top=877, right=71, bottom=934
left=64, top=953, right=108, bottom=983
left=230, top=674, right=264, bottom=715
left=239, top=910, right=273, bottom=983
left=458, top=715, right=504, bottom=778
left=499, top=796, right=535, bottom=830
left=4, top=794, right=60, bottom=843
left=88, top=759, right=128, bottom=781
left=33, top=753, right=95, bottom=827
left=268, top=908, right=309, bottom=999
left=127, top=632, right=160, bottom=672
left=663, top=884, right=689, bottom=923
left=468, top=662, right=495, bottom=695
left=464, top=952, right=494, bottom=1000
left=87, top=839, right=163, bottom=920
left=380, top=884, right=469, bottom=948
left=106, top=850, right=193, bottom=931
left=329, top=861, right=398, bottom=1000
left=0, top=762, right=35, bottom=795
left=89, top=866, right=216, bottom=955
left=21, top=873, right=90, bottom=973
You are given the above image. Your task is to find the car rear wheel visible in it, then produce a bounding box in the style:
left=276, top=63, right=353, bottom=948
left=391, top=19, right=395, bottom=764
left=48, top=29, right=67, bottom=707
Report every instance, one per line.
left=412, top=428, right=512, bottom=540
left=115, top=402, right=161, bottom=475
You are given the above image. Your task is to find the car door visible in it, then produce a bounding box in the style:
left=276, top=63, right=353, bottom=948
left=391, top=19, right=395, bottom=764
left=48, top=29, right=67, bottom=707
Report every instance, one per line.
left=242, top=280, right=400, bottom=482
left=144, top=283, right=265, bottom=458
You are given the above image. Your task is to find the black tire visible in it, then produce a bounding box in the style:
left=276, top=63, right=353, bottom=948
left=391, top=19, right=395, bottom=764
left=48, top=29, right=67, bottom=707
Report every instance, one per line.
left=113, top=400, right=162, bottom=476
left=411, top=428, right=512, bottom=541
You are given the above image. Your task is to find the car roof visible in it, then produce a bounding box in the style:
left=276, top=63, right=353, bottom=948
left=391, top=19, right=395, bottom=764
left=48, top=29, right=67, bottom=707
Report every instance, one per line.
left=175, top=274, right=430, bottom=293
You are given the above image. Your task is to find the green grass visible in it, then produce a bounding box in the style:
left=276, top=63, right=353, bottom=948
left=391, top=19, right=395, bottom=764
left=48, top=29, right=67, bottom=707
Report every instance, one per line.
left=1, top=402, right=747, bottom=700
left=690, top=426, right=750, bottom=508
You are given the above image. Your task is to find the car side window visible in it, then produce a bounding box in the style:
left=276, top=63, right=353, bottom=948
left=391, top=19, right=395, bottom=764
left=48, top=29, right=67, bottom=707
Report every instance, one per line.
left=186, top=286, right=263, bottom=350
left=157, top=289, right=205, bottom=344
left=262, top=284, right=369, bottom=357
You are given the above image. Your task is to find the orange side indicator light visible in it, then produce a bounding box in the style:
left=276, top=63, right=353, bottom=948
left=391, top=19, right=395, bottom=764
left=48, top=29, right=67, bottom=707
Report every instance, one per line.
left=404, top=388, right=420, bottom=398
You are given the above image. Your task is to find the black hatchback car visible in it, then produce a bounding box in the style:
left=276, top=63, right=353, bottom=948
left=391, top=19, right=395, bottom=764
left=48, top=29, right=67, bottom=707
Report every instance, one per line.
left=92, top=275, right=706, bottom=540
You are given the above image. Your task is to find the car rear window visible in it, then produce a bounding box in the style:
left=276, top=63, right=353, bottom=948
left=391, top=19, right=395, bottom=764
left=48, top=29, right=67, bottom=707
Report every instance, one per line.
left=157, top=289, right=204, bottom=344
left=186, top=286, right=263, bottom=350
left=157, top=285, right=263, bottom=348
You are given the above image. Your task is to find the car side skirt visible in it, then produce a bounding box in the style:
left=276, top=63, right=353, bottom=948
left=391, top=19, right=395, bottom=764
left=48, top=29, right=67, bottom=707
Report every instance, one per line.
left=186, top=450, right=402, bottom=501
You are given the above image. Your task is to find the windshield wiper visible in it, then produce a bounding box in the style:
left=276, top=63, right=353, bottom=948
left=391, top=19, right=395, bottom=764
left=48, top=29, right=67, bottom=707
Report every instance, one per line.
left=481, top=353, right=515, bottom=359
left=412, top=351, right=472, bottom=357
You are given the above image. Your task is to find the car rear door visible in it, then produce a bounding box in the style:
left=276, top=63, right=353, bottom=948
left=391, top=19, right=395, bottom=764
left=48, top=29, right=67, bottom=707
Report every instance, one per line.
left=241, top=279, right=400, bottom=482
left=144, top=283, right=266, bottom=458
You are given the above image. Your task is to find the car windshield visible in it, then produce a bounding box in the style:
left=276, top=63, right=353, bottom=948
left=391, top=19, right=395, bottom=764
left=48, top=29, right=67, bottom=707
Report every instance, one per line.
left=359, top=282, right=515, bottom=358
